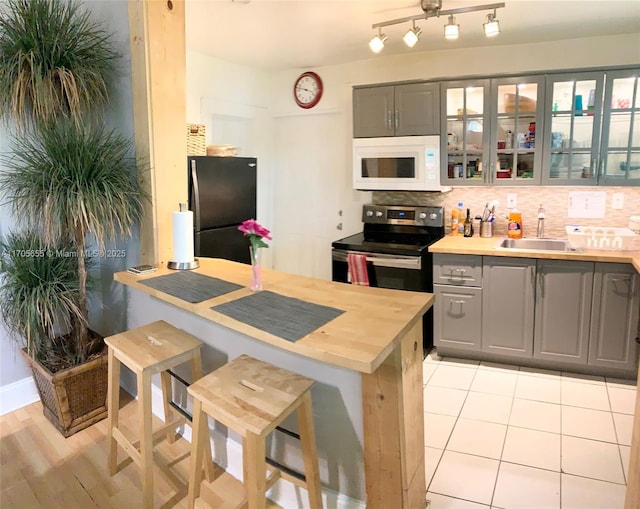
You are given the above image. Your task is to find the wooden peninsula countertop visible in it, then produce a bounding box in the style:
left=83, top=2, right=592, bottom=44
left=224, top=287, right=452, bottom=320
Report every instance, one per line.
left=430, top=235, right=640, bottom=265
left=116, top=257, right=433, bottom=507
left=114, top=257, right=433, bottom=374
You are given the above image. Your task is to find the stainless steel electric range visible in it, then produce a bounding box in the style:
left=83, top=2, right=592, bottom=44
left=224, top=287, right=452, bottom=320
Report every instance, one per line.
left=331, top=204, right=445, bottom=352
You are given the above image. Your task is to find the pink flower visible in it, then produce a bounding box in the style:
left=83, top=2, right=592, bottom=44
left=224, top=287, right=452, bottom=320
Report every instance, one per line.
left=238, top=219, right=271, bottom=249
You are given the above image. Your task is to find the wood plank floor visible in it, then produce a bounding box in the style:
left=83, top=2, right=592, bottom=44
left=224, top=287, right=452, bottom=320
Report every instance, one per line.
left=0, top=391, right=282, bottom=509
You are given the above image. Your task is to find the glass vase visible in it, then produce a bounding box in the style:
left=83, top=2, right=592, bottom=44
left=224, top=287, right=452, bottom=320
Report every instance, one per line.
left=249, top=245, right=263, bottom=291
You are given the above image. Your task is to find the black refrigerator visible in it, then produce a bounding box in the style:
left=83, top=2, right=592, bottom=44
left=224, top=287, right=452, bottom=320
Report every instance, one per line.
left=188, top=156, right=257, bottom=264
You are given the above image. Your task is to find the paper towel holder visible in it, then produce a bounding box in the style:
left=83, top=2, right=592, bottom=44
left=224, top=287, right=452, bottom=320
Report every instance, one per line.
left=168, top=259, right=200, bottom=270
left=168, top=202, right=200, bottom=270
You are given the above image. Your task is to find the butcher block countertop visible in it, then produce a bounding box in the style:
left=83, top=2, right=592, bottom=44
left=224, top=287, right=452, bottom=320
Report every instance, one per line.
left=114, top=258, right=433, bottom=374
left=430, top=235, right=640, bottom=265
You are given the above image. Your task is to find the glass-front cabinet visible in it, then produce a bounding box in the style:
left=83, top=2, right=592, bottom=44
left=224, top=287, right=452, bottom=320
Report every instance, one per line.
left=600, top=69, right=640, bottom=185
left=542, top=68, right=639, bottom=186
left=441, top=76, right=545, bottom=186
left=542, top=72, right=604, bottom=185
left=440, top=68, right=639, bottom=187
left=441, top=79, right=490, bottom=186
left=491, top=76, right=545, bottom=185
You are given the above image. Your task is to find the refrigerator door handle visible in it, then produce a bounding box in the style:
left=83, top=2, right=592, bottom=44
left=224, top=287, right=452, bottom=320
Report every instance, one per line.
left=190, top=159, right=201, bottom=232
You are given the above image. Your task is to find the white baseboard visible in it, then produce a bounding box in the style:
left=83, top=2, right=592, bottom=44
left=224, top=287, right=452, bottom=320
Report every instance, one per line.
left=145, top=382, right=365, bottom=509
left=0, top=376, right=40, bottom=416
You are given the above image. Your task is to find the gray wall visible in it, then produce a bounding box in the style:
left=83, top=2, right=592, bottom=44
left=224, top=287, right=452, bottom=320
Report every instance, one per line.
left=0, top=0, right=139, bottom=399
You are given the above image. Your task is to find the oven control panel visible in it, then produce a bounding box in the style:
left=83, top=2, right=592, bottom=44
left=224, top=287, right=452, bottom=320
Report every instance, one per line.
left=362, top=204, right=444, bottom=227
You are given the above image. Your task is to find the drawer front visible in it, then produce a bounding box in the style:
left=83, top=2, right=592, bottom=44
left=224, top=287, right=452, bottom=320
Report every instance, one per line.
left=433, top=254, right=482, bottom=286
left=434, top=284, right=483, bottom=351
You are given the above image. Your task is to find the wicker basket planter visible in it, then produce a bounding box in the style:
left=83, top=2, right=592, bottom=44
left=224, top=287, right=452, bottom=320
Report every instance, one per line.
left=21, top=347, right=108, bottom=438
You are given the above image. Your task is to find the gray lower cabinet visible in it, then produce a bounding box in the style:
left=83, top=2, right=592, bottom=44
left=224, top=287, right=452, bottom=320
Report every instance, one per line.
left=482, top=257, right=536, bottom=358
left=533, top=259, right=594, bottom=365
left=434, top=284, right=482, bottom=352
left=588, top=263, right=640, bottom=370
left=434, top=253, right=638, bottom=374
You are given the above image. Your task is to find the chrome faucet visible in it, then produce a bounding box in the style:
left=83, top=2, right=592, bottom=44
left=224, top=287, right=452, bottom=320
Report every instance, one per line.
left=537, top=204, right=545, bottom=238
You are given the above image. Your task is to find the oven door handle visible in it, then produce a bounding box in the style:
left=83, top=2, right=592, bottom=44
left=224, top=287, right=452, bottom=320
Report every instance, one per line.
left=332, top=249, right=422, bottom=270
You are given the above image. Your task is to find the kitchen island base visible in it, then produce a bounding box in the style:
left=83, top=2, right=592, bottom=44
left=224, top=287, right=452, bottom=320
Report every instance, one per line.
left=115, top=259, right=433, bottom=508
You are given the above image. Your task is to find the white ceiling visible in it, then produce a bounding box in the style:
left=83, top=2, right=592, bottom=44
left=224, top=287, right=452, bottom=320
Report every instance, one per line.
left=185, top=0, right=640, bottom=71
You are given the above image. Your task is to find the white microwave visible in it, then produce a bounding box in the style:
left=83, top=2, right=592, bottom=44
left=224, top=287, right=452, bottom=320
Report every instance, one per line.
left=353, top=135, right=444, bottom=191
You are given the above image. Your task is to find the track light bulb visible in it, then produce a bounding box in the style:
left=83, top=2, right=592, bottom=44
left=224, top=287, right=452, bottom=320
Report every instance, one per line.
left=484, top=11, right=500, bottom=37
left=444, top=15, right=459, bottom=40
left=369, top=30, right=387, bottom=53
left=403, top=23, right=422, bottom=48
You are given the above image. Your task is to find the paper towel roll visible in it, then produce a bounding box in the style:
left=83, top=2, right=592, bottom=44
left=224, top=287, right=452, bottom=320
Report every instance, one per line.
left=172, top=209, right=194, bottom=263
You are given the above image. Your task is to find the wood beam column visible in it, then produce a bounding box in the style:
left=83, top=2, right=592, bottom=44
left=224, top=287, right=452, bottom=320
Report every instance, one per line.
left=128, top=0, right=187, bottom=265
left=624, top=352, right=640, bottom=509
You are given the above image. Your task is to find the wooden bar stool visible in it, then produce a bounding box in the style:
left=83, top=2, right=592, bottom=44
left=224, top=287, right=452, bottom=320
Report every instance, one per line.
left=187, top=354, right=323, bottom=509
left=105, top=320, right=214, bottom=509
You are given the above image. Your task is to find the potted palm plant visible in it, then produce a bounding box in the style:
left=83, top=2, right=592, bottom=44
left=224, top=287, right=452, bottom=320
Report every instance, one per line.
left=0, top=0, right=146, bottom=436
left=0, top=121, right=145, bottom=436
left=0, top=0, right=118, bottom=128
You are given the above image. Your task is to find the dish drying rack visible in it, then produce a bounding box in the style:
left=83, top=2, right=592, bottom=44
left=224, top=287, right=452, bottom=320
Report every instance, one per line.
left=565, top=226, right=638, bottom=251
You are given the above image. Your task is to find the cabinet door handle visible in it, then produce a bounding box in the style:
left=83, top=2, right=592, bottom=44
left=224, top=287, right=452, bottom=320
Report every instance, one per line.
left=530, top=266, right=536, bottom=287
left=387, top=110, right=393, bottom=131
left=394, top=110, right=399, bottom=130
left=608, top=276, right=630, bottom=282
left=597, top=157, right=604, bottom=184
left=451, top=299, right=466, bottom=304
left=450, top=268, right=467, bottom=275
left=538, top=270, right=544, bottom=298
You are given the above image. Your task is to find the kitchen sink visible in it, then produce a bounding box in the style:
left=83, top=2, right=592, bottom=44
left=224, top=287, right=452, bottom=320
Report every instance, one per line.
left=496, top=238, right=579, bottom=252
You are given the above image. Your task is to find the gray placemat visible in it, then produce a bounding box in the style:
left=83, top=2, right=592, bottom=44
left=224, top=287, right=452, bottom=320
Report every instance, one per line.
left=211, top=290, right=345, bottom=342
left=140, top=271, right=243, bottom=303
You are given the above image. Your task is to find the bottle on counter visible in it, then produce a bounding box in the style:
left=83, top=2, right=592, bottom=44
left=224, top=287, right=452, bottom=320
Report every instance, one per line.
left=463, top=208, right=473, bottom=237
left=457, top=202, right=465, bottom=235
left=507, top=207, right=523, bottom=239
left=450, top=206, right=459, bottom=236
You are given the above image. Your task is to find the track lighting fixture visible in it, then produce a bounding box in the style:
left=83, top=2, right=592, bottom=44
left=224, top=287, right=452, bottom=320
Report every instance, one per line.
left=369, top=28, right=387, bottom=53
left=483, top=10, right=500, bottom=37
left=403, top=21, right=422, bottom=48
left=444, top=15, right=459, bottom=40
left=369, top=1, right=505, bottom=53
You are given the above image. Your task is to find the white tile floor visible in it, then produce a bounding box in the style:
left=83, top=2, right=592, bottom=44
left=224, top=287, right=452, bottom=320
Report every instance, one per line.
left=423, top=351, right=636, bottom=509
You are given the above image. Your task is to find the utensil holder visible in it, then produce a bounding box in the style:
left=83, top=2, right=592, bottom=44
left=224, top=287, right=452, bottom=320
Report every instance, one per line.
left=480, top=221, right=493, bottom=238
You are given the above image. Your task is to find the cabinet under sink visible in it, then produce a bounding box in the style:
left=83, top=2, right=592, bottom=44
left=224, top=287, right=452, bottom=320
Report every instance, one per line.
left=433, top=253, right=639, bottom=377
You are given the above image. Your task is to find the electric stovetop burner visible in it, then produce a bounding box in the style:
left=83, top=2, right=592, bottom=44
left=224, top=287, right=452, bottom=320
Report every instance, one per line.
left=332, top=204, right=445, bottom=255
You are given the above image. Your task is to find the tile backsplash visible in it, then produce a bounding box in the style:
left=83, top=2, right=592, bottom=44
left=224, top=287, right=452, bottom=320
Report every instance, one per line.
left=373, top=187, right=640, bottom=238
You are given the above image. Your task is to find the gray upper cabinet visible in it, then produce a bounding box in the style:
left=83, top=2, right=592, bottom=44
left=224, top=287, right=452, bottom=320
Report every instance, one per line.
left=482, top=257, right=536, bottom=358
left=441, top=76, right=546, bottom=186
left=489, top=76, right=546, bottom=186
left=541, top=71, right=605, bottom=186
left=441, top=79, right=491, bottom=186
left=353, top=82, right=440, bottom=138
left=599, top=69, right=640, bottom=186
left=541, top=67, right=640, bottom=186
left=533, top=259, right=594, bottom=365
left=588, top=263, right=640, bottom=370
